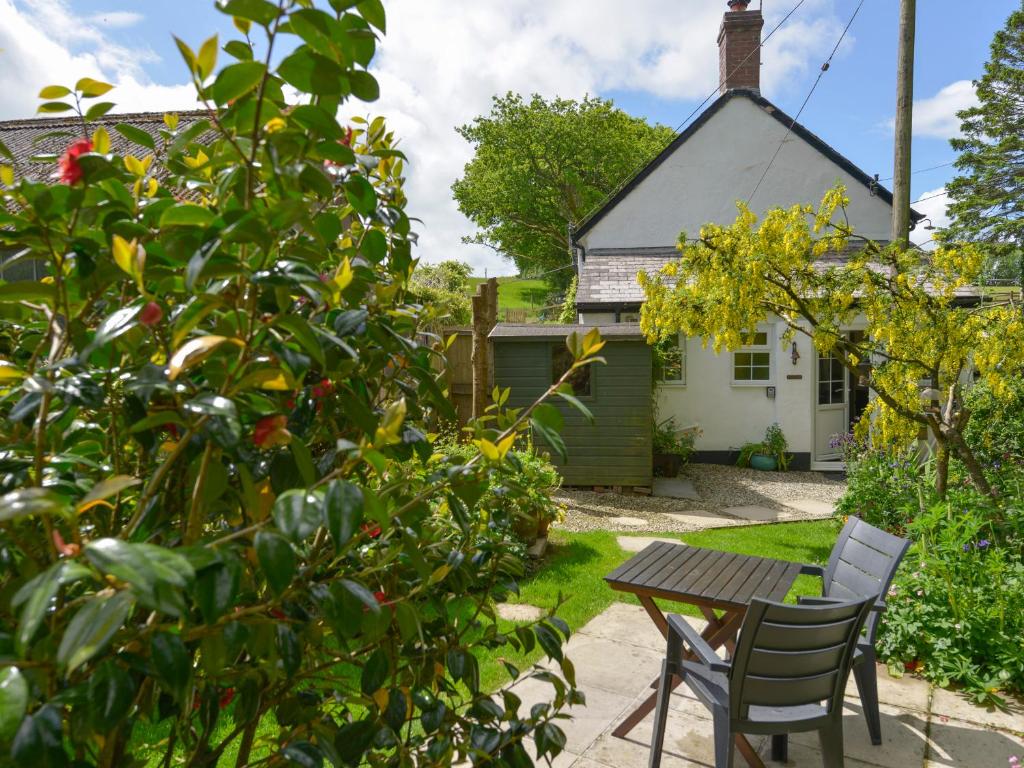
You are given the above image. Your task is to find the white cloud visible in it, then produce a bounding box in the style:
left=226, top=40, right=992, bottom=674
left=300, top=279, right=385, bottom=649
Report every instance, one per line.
left=905, top=80, right=978, bottom=140
left=0, top=0, right=196, bottom=121
left=363, top=0, right=845, bottom=274
left=911, top=186, right=950, bottom=250
left=86, top=10, right=143, bottom=28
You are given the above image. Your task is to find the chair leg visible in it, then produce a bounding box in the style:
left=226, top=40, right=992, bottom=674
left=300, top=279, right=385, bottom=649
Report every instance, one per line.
left=819, top=720, right=845, bottom=768
left=770, top=733, right=788, bottom=762
left=713, top=708, right=734, bottom=768
left=853, top=651, right=882, bottom=745
left=648, top=660, right=675, bottom=768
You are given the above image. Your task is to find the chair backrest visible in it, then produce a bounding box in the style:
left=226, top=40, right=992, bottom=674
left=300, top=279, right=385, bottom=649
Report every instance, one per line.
left=823, top=517, right=911, bottom=643
left=729, top=596, right=874, bottom=722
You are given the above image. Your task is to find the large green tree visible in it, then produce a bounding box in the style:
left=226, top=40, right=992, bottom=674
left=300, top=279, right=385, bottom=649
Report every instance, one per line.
left=945, top=5, right=1024, bottom=282
left=452, top=93, right=675, bottom=285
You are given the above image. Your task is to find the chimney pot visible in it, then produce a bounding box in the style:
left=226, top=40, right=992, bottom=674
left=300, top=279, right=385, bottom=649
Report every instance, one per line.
left=718, top=4, right=764, bottom=94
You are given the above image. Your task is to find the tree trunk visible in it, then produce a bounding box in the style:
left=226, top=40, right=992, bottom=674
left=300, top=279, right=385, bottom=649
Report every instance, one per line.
left=946, top=426, right=997, bottom=499
left=934, top=440, right=949, bottom=499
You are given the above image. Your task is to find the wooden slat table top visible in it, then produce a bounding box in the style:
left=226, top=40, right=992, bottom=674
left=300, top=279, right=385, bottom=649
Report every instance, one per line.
left=605, top=541, right=802, bottom=611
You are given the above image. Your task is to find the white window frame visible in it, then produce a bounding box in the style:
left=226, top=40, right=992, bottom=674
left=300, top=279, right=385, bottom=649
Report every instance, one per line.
left=731, top=328, right=773, bottom=386
left=657, top=333, right=687, bottom=387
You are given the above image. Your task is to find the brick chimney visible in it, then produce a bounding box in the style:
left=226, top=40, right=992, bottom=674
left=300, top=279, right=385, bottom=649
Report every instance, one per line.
left=718, top=0, right=764, bottom=94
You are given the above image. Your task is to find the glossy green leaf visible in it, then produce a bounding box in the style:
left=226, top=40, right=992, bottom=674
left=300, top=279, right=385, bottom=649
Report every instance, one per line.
left=219, top=0, right=281, bottom=26
left=38, top=85, right=71, bottom=99
left=211, top=61, right=266, bottom=105
left=85, top=538, right=194, bottom=595
left=10, top=705, right=67, bottom=768
left=13, top=561, right=91, bottom=651
left=195, top=557, right=241, bottom=624
left=160, top=203, right=216, bottom=227
left=275, top=315, right=326, bottom=368
left=360, top=648, right=388, bottom=695
left=57, top=591, right=134, bottom=672
left=322, top=480, right=363, bottom=551
left=0, top=666, right=28, bottom=742
left=344, top=175, right=377, bottom=216
left=223, top=39, right=254, bottom=61
left=0, top=281, right=57, bottom=305
left=272, top=489, right=320, bottom=542
left=349, top=71, right=379, bottom=102
left=151, top=632, right=190, bottom=701
left=278, top=49, right=346, bottom=97
left=282, top=742, right=324, bottom=768
left=84, top=101, right=116, bottom=121
left=76, top=77, right=114, bottom=97
left=255, top=531, right=296, bottom=594
left=0, top=487, right=70, bottom=522
left=87, top=661, right=136, bottom=732
left=197, top=34, right=219, bottom=79
left=115, top=123, right=156, bottom=150
left=276, top=624, right=302, bottom=678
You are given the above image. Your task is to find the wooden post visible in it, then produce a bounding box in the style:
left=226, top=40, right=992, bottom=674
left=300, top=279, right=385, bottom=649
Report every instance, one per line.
left=891, top=0, right=916, bottom=248
left=471, top=277, right=498, bottom=418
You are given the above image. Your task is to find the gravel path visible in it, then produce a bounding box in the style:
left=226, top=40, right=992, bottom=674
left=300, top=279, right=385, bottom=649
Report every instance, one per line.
left=553, top=463, right=846, bottom=533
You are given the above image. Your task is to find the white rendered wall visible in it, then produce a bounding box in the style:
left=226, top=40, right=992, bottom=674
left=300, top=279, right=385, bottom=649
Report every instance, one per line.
left=578, top=311, right=617, bottom=325
left=580, top=95, right=894, bottom=251
left=655, top=317, right=815, bottom=456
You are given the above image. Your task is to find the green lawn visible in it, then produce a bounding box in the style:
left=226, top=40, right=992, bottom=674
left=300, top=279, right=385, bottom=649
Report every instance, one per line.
left=469, top=276, right=551, bottom=320
left=477, top=519, right=840, bottom=691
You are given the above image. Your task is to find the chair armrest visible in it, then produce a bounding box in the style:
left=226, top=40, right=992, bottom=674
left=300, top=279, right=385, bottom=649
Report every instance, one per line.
left=799, top=563, right=826, bottom=578
left=871, top=600, right=887, bottom=613
left=666, top=614, right=730, bottom=673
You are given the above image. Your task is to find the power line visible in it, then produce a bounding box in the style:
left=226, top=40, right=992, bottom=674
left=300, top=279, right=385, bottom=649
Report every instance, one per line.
left=574, top=0, right=808, bottom=228
left=747, top=0, right=866, bottom=204
left=912, top=190, right=949, bottom=205
left=879, top=160, right=954, bottom=182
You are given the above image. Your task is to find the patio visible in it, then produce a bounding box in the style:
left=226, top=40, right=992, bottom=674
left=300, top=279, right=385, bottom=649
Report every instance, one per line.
left=511, top=602, right=1024, bottom=768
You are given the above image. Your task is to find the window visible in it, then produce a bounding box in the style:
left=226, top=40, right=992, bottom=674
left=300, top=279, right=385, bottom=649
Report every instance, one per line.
left=818, top=353, right=846, bottom=405
left=732, top=330, right=772, bottom=384
left=552, top=345, right=591, bottom=396
left=655, top=334, right=686, bottom=385
left=620, top=312, right=641, bottom=323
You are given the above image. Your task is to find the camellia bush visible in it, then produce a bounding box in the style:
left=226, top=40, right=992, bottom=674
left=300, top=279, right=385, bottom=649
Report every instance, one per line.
left=0, top=2, right=603, bottom=766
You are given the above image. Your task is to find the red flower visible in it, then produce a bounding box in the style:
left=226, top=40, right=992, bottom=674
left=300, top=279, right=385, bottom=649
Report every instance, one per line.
left=253, top=414, right=291, bottom=448
left=269, top=608, right=287, bottom=619
left=52, top=529, right=79, bottom=557
left=341, top=127, right=354, bottom=147
left=361, top=522, right=381, bottom=539
left=374, top=590, right=387, bottom=604
left=139, top=301, right=163, bottom=327
left=167, top=423, right=180, bottom=439
left=58, top=138, right=92, bottom=185
left=218, top=687, right=235, bottom=708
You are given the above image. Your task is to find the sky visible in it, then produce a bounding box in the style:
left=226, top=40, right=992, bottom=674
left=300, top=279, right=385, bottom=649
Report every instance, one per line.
left=0, top=0, right=1016, bottom=275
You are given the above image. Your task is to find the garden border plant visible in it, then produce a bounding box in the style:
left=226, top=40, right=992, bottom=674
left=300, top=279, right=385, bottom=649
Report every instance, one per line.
left=0, top=3, right=608, bottom=766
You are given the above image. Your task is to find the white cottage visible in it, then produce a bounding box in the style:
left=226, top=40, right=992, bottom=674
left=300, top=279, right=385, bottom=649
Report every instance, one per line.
left=571, top=1, right=922, bottom=471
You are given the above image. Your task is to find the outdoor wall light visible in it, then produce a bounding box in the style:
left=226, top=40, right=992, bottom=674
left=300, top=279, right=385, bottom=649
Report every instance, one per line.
left=790, top=341, right=800, bottom=365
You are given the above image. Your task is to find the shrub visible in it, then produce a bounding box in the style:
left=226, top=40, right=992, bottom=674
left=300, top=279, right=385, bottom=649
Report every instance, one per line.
left=962, top=376, right=1024, bottom=476
left=834, top=448, right=926, bottom=534
left=877, top=495, right=1024, bottom=705
left=0, top=4, right=606, bottom=766
left=653, top=417, right=697, bottom=463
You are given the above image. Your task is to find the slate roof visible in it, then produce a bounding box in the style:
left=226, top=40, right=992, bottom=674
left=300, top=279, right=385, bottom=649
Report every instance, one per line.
left=573, top=89, right=922, bottom=242
left=489, top=323, right=644, bottom=340
left=0, top=110, right=209, bottom=184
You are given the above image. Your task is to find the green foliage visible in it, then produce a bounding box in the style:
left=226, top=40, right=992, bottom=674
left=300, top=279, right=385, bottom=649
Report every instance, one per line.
left=834, top=448, right=925, bottom=534
left=453, top=93, right=674, bottom=285
left=962, top=375, right=1024, bottom=475
left=736, top=423, right=791, bottom=471
left=409, top=259, right=473, bottom=327
left=0, top=5, right=608, bottom=767
left=945, top=6, right=1024, bottom=283
left=877, top=495, right=1024, bottom=705
left=557, top=275, right=578, bottom=324
left=652, top=417, right=696, bottom=463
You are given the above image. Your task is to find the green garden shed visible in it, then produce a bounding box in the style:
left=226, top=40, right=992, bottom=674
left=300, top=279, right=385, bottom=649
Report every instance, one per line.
left=490, top=324, right=652, bottom=488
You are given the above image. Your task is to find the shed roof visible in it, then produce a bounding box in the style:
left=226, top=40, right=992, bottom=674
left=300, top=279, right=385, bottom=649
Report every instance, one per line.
left=489, top=323, right=645, bottom=340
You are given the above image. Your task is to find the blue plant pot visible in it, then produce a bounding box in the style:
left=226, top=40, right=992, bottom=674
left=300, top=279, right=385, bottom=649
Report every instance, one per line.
left=750, top=454, right=778, bottom=471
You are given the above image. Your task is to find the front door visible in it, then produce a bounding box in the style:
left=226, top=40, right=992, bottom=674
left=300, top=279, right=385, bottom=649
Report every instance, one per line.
left=815, top=350, right=847, bottom=460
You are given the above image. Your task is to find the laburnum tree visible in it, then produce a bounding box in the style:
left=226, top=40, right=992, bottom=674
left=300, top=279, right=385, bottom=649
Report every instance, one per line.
left=452, top=93, right=675, bottom=287
left=945, top=5, right=1024, bottom=283
left=0, top=2, right=604, bottom=767
left=639, top=186, right=1024, bottom=499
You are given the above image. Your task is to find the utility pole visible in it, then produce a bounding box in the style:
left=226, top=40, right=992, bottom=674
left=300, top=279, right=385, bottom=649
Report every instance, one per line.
left=891, top=0, right=916, bottom=248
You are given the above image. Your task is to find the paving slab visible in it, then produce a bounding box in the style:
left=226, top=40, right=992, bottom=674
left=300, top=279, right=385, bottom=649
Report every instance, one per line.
left=615, top=535, right=683, bottom=554
left=788, top=701, right=928, bottom=768
left=757, top=739, right=878, bottom=768
left=562, top=633, right=663, bottom=698
left=783, top=497, right=835, bottom=516
left=576, top=602, right=668, bottom=652
left=512, top=677, right=634, bottom=756
left=660, top=510, right=749, bottom=529
left=930, top=686, right=1024, bottom=734
left=722, top=504, right=796, bottom=522
left=925, top=714, right=1024, bottom=767
left=652, top=477, right=700, bottom=500
left=844, top=664, right=932, bottom=713
left=495, top=602, right=545, bottom=622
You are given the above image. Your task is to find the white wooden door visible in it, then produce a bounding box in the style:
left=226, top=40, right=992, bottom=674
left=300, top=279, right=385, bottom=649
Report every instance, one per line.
left=815, top=351, right=847, bottom=460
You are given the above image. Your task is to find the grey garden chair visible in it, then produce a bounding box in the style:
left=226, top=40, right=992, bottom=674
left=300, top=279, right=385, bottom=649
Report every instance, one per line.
left=649, top=596, right=876, bottom=768
left=799, top=517, right=911, bottom=746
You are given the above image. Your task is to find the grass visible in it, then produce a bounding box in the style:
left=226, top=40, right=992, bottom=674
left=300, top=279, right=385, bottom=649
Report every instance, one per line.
left=477, top=519, right=840, bottom=691
left=469, top=276, right=551, bottom=320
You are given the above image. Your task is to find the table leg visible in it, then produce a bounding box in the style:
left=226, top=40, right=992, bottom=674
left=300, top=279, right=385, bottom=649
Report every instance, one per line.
left=771, top=734, right=788, bottom=762
left=736, top=734, right=768, bottom=768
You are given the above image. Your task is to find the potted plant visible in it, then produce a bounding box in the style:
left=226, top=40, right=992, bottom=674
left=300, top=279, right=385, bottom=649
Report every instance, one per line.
left=737, top=423, right=791, bottom=471
left=653, top=417, right=699, bottom=477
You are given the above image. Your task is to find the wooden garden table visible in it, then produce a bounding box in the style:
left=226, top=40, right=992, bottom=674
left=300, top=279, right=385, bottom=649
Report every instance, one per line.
left=604, top=541, right=802, bottom=768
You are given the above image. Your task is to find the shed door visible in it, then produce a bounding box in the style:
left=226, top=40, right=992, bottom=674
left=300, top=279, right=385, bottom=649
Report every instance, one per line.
left=815, top=351, right=847, bottom=460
